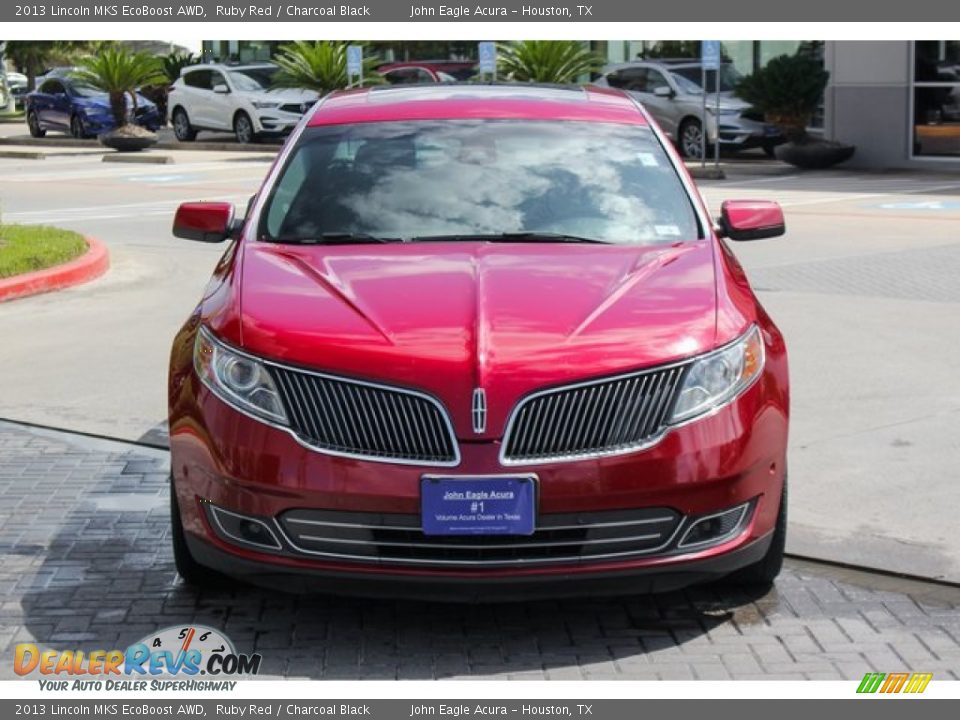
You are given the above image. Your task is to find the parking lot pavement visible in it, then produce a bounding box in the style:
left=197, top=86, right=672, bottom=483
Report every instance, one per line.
left=1, top=420, right=959, bottom=681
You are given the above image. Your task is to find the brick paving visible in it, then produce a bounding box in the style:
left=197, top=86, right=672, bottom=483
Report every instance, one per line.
left=1, top=420, right=959, bottom=681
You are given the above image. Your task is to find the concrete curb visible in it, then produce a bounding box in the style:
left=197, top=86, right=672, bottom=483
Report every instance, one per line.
left=102, top=153, right=174, bottom=164
left=0, top=135, right=280, bottom=153
left=0, top=236, right=110, bottom=302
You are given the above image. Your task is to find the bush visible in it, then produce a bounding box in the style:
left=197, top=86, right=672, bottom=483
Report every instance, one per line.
left=497, top=41, right=602, bottom=84
left=735, top=54, right=829, bottom=142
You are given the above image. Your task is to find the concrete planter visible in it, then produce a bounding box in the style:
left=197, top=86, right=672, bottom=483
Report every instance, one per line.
left=99, top=127, right=158, bottom=153
left=775, top=140, right=856, bottom=169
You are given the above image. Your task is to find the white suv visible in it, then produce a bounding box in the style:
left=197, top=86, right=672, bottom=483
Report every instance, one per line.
left=168, top=64, right=318, bottom=144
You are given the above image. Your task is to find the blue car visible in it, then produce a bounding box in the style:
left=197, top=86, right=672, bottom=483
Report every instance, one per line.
left=25, top=76, right=161, bottom=139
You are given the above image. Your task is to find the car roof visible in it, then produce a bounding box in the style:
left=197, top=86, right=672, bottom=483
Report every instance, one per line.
left=306, top=84, right=647, bottom=126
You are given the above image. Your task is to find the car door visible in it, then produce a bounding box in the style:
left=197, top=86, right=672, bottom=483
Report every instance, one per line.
left=205, top=70, right=236, bottom=131
left=38, top=80, right=70, bottom=130
left=181, top=69, right=213, bottom=128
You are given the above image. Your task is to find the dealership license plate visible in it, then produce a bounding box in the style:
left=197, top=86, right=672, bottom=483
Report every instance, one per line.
left=421, top=477, right=536, bottom=536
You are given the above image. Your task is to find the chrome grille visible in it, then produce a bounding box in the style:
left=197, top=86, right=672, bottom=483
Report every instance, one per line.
left=278, top=507, right=683, bottom=567
left=501, top=364, right=688, bottom=463
left=271, top=367, right=458, bottom=465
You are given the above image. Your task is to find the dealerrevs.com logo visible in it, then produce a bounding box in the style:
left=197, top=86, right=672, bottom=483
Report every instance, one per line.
left=14, top=625, right=261, bottom=690
left=857, top=672, right=933, bottom=694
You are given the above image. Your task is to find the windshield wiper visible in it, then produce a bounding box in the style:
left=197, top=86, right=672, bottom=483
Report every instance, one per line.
left=269, top=232, right=401, bottom=245
left=410, top=232, right=610, bottom=245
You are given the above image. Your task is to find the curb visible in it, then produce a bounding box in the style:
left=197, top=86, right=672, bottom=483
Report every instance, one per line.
left=0, top=135, right=280, bottom=153
left=0, top=236, right=110, bottom=302
left=102, top=154, right=173, bottom=164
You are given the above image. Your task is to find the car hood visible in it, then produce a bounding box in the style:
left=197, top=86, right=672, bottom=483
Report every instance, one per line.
left=232, top=241, right=718, bottom=438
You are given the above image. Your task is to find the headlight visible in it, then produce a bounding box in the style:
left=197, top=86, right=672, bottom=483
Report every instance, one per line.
left=252, top=101, right=280, bottom=109
left=194, top=328, right=288, bottom=425
left=669, top=326, right=764, bottom=424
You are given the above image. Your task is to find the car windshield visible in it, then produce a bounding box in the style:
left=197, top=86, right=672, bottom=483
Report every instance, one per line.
left=229, top=67, right=276, bottom=91
left=671, top=65, right=742, bottom=93
left=261, top=119, right=700, bottom=245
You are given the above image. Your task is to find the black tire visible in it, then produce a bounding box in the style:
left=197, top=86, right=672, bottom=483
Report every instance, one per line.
left=762, top=141, right=778, bottom=158
left=233, top=111, right=256, bottom=145
left=170, top=476, right=228, bottom=588
left=678, top=117, right=708, bottom=160
left=729, top=479, right=787, bottom=587
left=27, top=110, right=46, bottom=138
left=69, top=114, right=87, bottom=139
left=171, top=107, right=197, bottom=142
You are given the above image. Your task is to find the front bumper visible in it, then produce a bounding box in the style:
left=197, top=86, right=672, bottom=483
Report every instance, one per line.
left=169, top=324, right=788, bottom=595
left=253, top=109, right=304, bottom=136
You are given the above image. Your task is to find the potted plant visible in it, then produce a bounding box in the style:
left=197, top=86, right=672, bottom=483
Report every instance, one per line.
left=736, top=53, right=855, bottom=169
left=497, top=40, right=602, bottom=84
left=72, top=48, right=166, bottom=152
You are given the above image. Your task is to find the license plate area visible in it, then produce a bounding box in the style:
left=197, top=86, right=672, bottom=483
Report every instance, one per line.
left=420, top=475, right=536, bottom=536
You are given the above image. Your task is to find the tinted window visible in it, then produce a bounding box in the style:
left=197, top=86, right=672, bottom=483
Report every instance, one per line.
left=261, top=120, right=699, bottom=245
left=39, top=80, right=65, bottom=95
left=646, top=70, right=670, bottom=92
left=606, top=68, right=647, bottom=92
left=209, top=71, right=227, bottom=89
left=230, top=67, right=277, bottom=89
left=384, top=68, right=432, bottom=85
left=183, top=70, right=212, bottom=90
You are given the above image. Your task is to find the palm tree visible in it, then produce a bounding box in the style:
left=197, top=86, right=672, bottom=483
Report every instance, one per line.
left=271, top=41, right=381, bottom=96
left=497, top=41, right=602, bottom=84
left=161, top=51, right=199, bottom=84
left=72, top=48, right=166, bottom=129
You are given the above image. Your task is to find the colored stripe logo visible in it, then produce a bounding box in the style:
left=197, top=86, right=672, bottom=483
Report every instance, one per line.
left=857, top=672, right=933, bottom=694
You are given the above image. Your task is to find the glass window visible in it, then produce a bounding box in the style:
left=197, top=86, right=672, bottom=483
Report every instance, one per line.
left=39, top=80, right=65, bottom=95
left=913, top=41, right=960, bottom=157
left=260, top=120, right=700, bottom=246
left=183, top=70, right=212, bottom=90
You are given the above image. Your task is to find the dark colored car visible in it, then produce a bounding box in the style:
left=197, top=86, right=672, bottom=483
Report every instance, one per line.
left=168, top=84, right=789, bottom=601
left=25, top=77, right=161, bottom=139
left=377, top=60, right=477, bottom=81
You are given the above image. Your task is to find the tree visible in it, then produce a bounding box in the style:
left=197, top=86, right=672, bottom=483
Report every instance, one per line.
left=735, top=53, right=829, bottom=143
left=496, top=41, right=602, bottom=84
left=5, top=41, right=91, bottom=90
left=271, top=41, right=381, bottom=96
left=71, top=48, right=166, bottom=129
left=161, top=51, right=199, bottom=84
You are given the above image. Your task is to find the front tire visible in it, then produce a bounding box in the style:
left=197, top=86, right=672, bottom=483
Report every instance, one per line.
left=27, top=110, right=46, bottom=138
left=70, top=114, right=87, bottom=139
left=233, top=111, right=256, bottom=145
left=729, top=480, right=787, bottom=587
left=170, top=476, right=226, bottom=588
left=679, top=117, right=708, bottom=160
left=172, top=107, right=197, bottom=142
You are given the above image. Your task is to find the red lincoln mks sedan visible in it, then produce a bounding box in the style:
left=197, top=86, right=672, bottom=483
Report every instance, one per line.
left=168, top=84, right=789, bottom=600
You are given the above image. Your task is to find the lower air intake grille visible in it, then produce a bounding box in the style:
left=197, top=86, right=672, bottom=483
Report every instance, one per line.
left=278, top=507, right=683, bottom=568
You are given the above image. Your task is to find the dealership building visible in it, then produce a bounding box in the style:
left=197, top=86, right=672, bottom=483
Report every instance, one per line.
left=203, top=39, right=960, bottom=169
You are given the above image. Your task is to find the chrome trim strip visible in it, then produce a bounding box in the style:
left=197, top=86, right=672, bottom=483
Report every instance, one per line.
left=273, top=516, right=687, bottom=567
left=294, top=532, right=664, bottom=550
left=282, top=514, right=677, bottom=532
left=196, top=326, right=461, bottom=467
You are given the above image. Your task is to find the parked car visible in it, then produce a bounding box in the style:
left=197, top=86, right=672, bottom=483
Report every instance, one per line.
left=168, top=84, right=789, bottom=599
left=594, top=60, right=784, bottom=158
left=1, top=72, right=28, bottom=110
left=168, top=63, right=318, bottom=144
left=379, top=63, right=458, bottom=84
left=25, top=77, right=161, bottom=139
left=377, top=60, right=477, bottom=81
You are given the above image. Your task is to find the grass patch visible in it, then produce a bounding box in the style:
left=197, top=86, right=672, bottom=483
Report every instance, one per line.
left=0, top=225, right=88, bottom=279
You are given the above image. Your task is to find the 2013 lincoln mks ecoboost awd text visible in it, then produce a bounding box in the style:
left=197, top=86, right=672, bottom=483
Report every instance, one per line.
left=168, top=84, right=789, bottom=600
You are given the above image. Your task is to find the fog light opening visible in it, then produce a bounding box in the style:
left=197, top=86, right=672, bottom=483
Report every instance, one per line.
left=677, top=502, right=751, bottom=549
left=209, top=505, right=282, bottom=551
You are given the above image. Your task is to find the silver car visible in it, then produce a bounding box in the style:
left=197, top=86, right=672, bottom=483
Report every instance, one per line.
left=594, top=60, right=783, bottom=159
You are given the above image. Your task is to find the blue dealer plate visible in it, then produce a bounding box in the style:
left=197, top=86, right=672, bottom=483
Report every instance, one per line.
left=421, top=476, right=536, bottom=536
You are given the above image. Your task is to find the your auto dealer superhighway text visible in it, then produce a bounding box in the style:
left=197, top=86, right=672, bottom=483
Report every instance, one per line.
left=215, top=4, right=371, bottom=16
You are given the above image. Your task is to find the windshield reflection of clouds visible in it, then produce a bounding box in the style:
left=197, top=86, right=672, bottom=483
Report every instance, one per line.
left=268, top=120, right=699, bottom=245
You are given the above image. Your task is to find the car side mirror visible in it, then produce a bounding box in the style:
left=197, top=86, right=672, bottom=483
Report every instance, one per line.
left=213, top=83, right=230, bottom=94
left=173, top=202, right=235, bottom=243
left=653, top=86, right=674, bottom=98
left=718, top=200, right=785, bottom=241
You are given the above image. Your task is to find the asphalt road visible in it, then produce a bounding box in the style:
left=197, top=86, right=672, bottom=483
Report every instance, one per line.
left=1, top=146, right=959, bottom=583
